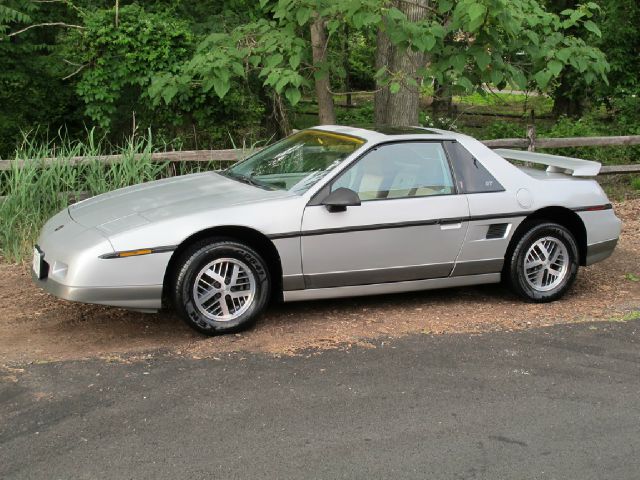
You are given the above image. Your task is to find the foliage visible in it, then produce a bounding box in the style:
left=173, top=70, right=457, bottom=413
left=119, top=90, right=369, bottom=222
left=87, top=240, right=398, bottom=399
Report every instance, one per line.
left=455, top=91, right=553, bottom=116
left=61, top=3, right=265, bottom=149
left=471, top=120, right=525, bottom=140
left=386, top=0, right=608, bottom=94
left=537, top=115, right=640, bottom=165
left=596, top=0, right=640, bottom=101
left=344, top=28, right=376, bottom=91
left=0, top=0, right=81, bottom=157
left=336, top=102, right=374, bottom=126
left=70, top=5, right=192, bottom=129
left=0, top=0, right=636, bottom=162
left=149, top=0, right=609, bottom=131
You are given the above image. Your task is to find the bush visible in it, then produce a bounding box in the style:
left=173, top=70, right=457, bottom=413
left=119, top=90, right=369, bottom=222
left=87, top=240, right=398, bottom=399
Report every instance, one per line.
left=538, top=115, right=640, bottom=165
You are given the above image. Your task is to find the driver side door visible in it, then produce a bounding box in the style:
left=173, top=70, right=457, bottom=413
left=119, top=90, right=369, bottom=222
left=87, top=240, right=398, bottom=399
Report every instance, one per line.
left=300, top=141, right=469, bottom=289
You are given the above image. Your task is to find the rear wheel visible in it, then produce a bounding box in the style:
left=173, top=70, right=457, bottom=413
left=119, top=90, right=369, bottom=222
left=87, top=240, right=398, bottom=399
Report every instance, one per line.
left=172, top=239, right=271, bottom=335
left=506, top=222, right=579, bottom=302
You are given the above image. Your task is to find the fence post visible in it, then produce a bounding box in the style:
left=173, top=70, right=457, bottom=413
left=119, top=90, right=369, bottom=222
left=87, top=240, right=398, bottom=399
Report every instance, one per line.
left=527, top=110, right=536, bottom=152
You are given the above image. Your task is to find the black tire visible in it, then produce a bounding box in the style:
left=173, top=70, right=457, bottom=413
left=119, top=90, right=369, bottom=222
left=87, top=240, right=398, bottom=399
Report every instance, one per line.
left=505, top=221, right=579, bottom=302
left=172, top=238, right=271, bottom=335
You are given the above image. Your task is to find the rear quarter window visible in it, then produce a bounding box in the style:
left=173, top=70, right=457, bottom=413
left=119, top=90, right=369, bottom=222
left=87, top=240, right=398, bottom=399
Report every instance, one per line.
left=446, top=142, right=504, bottom=194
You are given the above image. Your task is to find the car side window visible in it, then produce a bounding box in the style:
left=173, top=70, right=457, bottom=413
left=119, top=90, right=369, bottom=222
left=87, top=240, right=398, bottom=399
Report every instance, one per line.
left=331, top=142, right=455, bottom=201
left=446, top=141, right=504, bottom=194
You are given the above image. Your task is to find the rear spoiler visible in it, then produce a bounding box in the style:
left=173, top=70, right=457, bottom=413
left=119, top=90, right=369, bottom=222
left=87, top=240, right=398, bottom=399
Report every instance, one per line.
left=494, top=149, right=601, bottom=177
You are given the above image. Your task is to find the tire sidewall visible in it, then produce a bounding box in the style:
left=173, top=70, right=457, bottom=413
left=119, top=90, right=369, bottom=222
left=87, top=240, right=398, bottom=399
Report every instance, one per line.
left=174, top=240, right=270, bottom=334
left=509, top=222, right=579, bottom=302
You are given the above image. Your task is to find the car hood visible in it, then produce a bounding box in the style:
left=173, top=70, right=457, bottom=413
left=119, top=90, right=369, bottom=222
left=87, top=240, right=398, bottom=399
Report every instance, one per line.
left=68, top=172, right=294, bottom=230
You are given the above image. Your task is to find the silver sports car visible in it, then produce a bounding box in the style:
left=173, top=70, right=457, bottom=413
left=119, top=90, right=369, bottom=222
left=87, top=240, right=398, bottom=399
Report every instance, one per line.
left=33, top=126, right=621, bottom=334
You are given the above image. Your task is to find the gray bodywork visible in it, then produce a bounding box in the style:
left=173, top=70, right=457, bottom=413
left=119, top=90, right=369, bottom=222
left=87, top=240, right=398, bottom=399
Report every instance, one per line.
left=33, top=126, right=622, bottom=310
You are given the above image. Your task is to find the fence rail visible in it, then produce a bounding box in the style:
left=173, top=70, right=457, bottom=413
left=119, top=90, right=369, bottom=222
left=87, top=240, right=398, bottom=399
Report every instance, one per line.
left=0, top=149, right=242, bottom=171
left=482, top=135, right=640, bottom=150
left=1, top=135, right=639, bottom=174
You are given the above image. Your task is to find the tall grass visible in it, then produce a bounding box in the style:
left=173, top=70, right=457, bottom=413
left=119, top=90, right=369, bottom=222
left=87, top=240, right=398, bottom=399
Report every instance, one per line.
left=0, top=130, right=168, bottom=262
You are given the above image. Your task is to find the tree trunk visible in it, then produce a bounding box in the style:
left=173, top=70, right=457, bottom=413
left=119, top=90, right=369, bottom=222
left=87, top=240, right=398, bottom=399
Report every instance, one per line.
left=431, top=80, right=453, bottom=117
left=552, top=73, right=587, bottom=117
left=374, top=27, right=391, bottom=125
left=343, top=25, right=352, bottom=107
left=374, top=0, right=430, bottom=126
left=310, top=14, right=336, bottom=125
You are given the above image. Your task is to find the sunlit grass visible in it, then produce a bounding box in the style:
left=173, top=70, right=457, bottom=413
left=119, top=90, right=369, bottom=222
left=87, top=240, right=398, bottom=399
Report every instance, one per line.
left=0, top=130, right=168, bottom=262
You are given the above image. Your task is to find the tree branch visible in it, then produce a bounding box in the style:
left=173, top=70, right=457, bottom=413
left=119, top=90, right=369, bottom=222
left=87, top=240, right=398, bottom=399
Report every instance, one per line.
left=8, top=22, right=85, bottom=37
left=62, top=63, right=88, bottom=80
left=62, top=58, right=83, bottom=67
left=327, top=87, right=384, bottom=96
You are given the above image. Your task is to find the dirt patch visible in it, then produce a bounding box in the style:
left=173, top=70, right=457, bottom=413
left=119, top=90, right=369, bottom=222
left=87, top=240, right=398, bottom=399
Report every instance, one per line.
left=1, top=200, right=638, bottom=364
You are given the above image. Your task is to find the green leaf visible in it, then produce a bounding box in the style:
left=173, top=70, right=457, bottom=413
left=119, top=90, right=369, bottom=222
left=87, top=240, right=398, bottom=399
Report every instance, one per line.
left=275, top=76, right=289, bottom=93
left=284, top=86, right=301, bottom=105
left=555, top=49, right=571, bottom=62
left=475, top=51, right=491, bottom=71
left=438, top=0, right=453, bottom=14
left=296, top=7, right=311, bottom=26
left=583, top=20, right=601, bottom=37
left=289, top=54, right=301, bottom=70
left=450, top=54, right=466, bottom=72
left=467, top=3, right=486, bottom=29
left=424, top=35, right=437, bottom=51
left=490, top=68, right=503, bottom=86
left=548, top=59, right=563, bottom=77
left=265, top=53, right=284, bottom=69
left=511, top=69, right=527, bottom=89
left=212, top=76, right=230, bottom=98
left=389, top=82, right=401, bottom=94
left=161, top=84, right=178, bottom=104
left=457, top=76, right=473, bottom=91
left=374, top=67, right=387, bottom=79
left=387, top=8, right=406, bottom=21
left=534, top=69, right=552, bottom=89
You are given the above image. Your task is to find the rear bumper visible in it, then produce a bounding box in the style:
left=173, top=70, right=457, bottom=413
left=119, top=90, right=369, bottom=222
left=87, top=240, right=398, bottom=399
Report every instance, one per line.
left=585, top=238, right=618, bottom=266
left=32, top=272, right=162, bottom=310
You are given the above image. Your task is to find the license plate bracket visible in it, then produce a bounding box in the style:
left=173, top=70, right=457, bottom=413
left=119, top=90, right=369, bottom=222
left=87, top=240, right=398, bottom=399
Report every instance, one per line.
left=33, top=246, right=46, bottom=280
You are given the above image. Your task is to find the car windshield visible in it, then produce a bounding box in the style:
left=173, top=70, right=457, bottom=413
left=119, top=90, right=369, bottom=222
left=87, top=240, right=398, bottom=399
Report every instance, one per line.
left=224, top=129, right=365, bottom=194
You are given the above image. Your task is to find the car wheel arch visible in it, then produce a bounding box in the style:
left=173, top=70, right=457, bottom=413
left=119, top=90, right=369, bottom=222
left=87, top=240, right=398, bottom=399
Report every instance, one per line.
left=162, top=226, right=283, bottom=307
left=506, top=206, right=588, bottom=267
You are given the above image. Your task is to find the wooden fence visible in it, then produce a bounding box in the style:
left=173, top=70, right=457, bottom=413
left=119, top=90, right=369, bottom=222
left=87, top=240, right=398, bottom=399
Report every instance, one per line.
left=1, top=135, right=639, bottom=175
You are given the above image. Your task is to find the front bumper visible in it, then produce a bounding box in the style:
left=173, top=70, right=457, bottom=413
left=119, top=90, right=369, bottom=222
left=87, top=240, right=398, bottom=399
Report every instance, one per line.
left=33, top=207, right=170, bottom=310
left=32, top=271, right=162, bottom=310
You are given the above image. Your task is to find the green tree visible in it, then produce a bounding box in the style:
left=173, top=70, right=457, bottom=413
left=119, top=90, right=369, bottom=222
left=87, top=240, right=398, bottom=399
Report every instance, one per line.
left=373, top=0, right=609, bottom=125
left=596, top=0, right=640, bottom=110
left=152, top=0, right=609, bottom=128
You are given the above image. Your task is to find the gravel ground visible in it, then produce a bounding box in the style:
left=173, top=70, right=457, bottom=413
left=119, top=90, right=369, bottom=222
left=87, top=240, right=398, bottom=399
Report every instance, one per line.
left=0, top=200, right=638, bottom=365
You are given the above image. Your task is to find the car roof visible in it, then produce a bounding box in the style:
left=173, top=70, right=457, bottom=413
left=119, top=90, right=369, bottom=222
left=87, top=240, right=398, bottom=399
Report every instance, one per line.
left=310, top=124, right=465, bottom=143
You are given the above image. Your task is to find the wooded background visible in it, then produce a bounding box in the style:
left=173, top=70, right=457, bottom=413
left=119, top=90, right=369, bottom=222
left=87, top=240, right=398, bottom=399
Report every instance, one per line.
left=1, top=0, right=639, bottom=165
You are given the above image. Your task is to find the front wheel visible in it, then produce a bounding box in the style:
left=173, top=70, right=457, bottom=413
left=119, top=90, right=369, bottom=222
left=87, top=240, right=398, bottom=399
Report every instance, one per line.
left=172, top=239, right=271, bottom=335
left=506, top=222, right=579, bottom=302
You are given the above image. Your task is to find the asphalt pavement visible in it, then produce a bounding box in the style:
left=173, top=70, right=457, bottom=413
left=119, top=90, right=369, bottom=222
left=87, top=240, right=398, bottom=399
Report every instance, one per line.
left=1, top=319, right=639, bottom=479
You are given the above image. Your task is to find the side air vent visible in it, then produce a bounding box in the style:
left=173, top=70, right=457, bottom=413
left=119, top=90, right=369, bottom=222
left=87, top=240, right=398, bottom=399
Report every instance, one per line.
left=486, top=223, right=509, bottom=239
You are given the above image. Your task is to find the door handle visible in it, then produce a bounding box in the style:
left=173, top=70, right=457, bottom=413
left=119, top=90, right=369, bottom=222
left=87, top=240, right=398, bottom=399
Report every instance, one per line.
left=440, top=222, right=462, bottom=230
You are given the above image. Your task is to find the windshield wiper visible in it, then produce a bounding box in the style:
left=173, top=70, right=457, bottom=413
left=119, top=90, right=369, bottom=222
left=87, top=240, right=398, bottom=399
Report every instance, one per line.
left=221, top=170, right=275, bottom=190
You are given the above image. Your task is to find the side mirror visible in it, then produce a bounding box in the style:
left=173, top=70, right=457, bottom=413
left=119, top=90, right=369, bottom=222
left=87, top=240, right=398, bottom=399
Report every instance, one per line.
left=321, top=187, right=361, bottom=212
